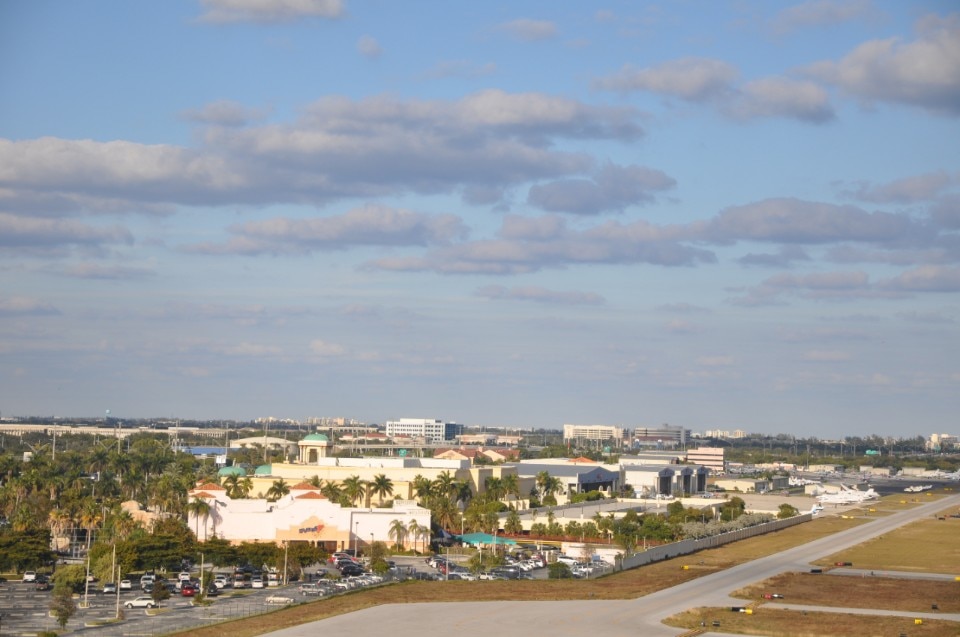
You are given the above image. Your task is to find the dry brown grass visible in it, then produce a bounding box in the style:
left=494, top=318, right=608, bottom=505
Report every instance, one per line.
left=664, top=606, right=959, bottom=637
left=813, top=510, right=960, bottom=573
left=732, top=572, right=960, bottom=612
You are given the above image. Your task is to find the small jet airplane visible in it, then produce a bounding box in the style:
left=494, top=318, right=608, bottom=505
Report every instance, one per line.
left=816, top=485, right=878, bottom=505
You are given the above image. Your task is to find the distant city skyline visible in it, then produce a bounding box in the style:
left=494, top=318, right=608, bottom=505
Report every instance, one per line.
left=1, top=1, right=958, bottom=439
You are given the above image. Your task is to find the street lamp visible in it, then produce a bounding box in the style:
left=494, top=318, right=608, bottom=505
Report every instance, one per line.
left=353, top=521, right=359, bottom=556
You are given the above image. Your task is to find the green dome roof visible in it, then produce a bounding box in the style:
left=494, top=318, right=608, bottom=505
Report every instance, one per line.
left=302, top=433, right=329, bottom=442
left=254, top=464, right=273, bottom=476
left=217, top=466, right=246, bottom=477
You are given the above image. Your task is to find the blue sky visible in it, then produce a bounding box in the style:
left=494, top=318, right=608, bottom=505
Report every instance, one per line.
left=1, top=1, right=958, bottom=438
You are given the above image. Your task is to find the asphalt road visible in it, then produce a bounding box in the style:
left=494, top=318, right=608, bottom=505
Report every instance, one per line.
left=263, top=493, right=960, bottom=637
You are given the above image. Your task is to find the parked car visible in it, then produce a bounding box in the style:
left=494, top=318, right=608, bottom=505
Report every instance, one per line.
left=22, top=571, right=37, bottom=583
left=119, top=579, right=133, bottom=591
left=251, top=577, right=264, bottom=589
left=339, top=564, right=364, bottom=577
left=214, top=574, right=229, bottom=589
left=125, top=596, right=157, bottom=609
left=555, top=554, right=578, bottom=566
left=35, top=577, right=52, bottom=591
left=299, top=582, right=323, bottom=596
left=180, top=584, right=196, bottom=597
left=410, top=571, right=437, bottom=581
left=205, top=585, right=220, bottom=597
left=102, top=582, right=117, bottom=594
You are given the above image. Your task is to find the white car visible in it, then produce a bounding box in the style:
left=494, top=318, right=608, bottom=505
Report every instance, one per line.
left=251, top=577, right=264, bottom=588
left=119, top=579, right=133, bottom=591
left=214, top=575, right=229, bottom=589
left=555, top=555, right=579, bottom=566
left=22, top=571, right=37, bottom=583
left=124, top=596, right=157, bottom=609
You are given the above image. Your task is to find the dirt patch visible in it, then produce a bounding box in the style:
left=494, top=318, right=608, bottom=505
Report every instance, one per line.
left=665, top=606, right=959, bottom=637
left=732, top=572, right=959, bottom=613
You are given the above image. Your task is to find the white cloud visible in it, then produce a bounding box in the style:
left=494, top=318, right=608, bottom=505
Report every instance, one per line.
left=476, top=285, right=605, bottom=306
left=840, top=171, right=956, bottom=204
left=0, top=296, right=61, bottom=316
left=804, top=14, right=960, bottom=115
left=185, top=204, right=467, bottom=255
left=0, top=91, right=643, bottom=213
left=498, top=19, right=558, bottom=42
left=57, top=263, right=157, bottom=280
left=879, top=265, right=960, bottom=292
left=367, top=215, right=716, bottom=274
left=197, top=0, right=344, bottom=24
left=0, top=212, right=133, bottom=250
left=594, top=57, right=738, bottom=101
left=770, top=0, right=876, bottom=35
left=357, top=35, right=382, bottom=58
left=181, top=100, right=270, bottom=127
left=725, top=77, right=835, bottom=123
left=698, top=198, right=926, bottom=245
left=309, top=339, right=346, bottom=357
left=527, top=163, right=676, bottom=214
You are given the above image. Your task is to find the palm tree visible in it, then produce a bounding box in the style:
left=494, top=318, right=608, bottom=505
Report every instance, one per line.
left=411, top=475, right=433, bottom=505
left=432, top=471, right=456, bottom=502
left=504, top=510, right=523, bottom=535
left=484, top=477, right=505, bottom=503
left=342, top=475, right=366, bottom=507
left=368, top=474, right=394, bottom=506
left=502, top=473, right=521, bottom=507
left=407, top=519, right=424, bottom=553
left=388, top=518, right=407, bottom=551
left=265, top=479, right=290, bottom=502
left=452, top=479, right=473, bottom=507
left=432, top=498, right=459, bottom=532
left=536, top=471, right=562, bottom=503
left=186, top=497, right=212, bottom=540
left=320, top=481, right=346, bottom=505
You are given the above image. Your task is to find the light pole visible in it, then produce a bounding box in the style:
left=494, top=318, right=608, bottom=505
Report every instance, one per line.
left=353, top=521, right=359, bottom=556
left=282, top=541, right=288, bottom=586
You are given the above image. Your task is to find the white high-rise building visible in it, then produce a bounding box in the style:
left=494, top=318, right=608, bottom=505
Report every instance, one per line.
left=385, top=418, right=460, bottom=442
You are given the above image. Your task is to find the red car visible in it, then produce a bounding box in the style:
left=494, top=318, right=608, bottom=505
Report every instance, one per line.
left=180, top=584, right=196, bottom=597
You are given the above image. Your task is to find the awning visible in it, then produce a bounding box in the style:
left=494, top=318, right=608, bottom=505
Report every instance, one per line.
left=456, top=532, right=517, bottom=546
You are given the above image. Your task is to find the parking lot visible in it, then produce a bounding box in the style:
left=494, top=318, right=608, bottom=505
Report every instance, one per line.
left=0, top=553, right=608, bottom=635
left=0, top=575, right=308, bottom=636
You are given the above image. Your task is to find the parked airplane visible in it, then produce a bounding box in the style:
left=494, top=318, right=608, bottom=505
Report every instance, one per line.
left=816, top=485, right=878, bottom=505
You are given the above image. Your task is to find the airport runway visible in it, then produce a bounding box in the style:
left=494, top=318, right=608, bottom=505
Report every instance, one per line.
left=264, top=493, right=960, bottom=637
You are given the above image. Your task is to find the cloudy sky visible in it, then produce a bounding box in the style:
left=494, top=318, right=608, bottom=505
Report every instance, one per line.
left=1, top=1, right=958, bottom=438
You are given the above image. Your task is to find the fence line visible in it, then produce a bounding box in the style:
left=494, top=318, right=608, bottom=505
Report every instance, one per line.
left=619, top=513, right=813, bottom=571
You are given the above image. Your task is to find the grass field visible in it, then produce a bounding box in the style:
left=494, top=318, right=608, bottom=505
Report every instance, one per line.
left=731, top=572, right=960, bottom=612
left=173, top=500, right=960, bottom=637
left=664, top=606, right=959, bottom=637
left=813, top=508, right=960, bottom=573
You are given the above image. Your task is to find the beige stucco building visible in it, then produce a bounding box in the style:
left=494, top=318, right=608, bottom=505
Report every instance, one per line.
left=187, top=482, right=431, bottom=551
